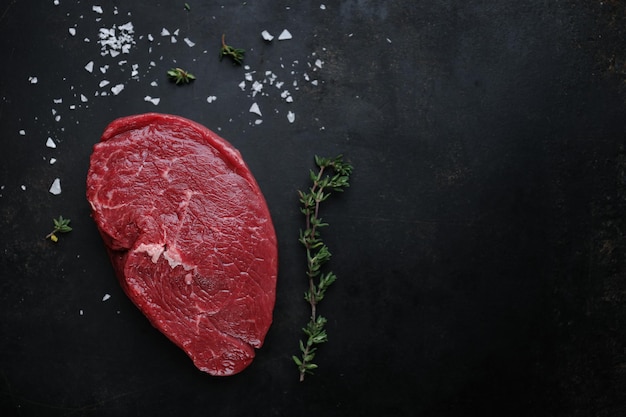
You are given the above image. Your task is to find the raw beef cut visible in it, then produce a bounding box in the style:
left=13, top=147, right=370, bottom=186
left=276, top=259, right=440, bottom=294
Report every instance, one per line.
left=86, top=113, right=278, bottom=376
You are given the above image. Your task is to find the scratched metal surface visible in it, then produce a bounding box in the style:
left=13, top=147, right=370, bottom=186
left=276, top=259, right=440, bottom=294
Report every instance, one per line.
left=2, top=1, right=626, bottom=416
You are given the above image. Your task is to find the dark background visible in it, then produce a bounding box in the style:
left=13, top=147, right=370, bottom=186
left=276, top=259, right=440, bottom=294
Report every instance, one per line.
left=2, top=0, right=626, bottom=416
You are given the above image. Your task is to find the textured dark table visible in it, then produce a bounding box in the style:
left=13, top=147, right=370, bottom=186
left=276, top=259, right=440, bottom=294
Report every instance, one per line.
left=2, top=1, right=626, bottom=416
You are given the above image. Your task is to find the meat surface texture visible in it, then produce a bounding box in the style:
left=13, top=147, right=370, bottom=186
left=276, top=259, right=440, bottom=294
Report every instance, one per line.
left=86, top=113, right=278, bottom=376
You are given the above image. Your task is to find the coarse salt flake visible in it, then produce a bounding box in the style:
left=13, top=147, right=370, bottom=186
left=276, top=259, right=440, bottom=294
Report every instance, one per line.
left=80, top=94, right=88, bottom=102
left=92, top=5, right=103, bottom=14
left=144, top=96, right=160, bottom=105
left=161, top=28, right=170, bottom=36
left=184, top=37, right=195, bottom=47
left=207, top=96, right=217, bottom=103
left=84, top=61, right=94, bottom=73
left=102, top=294, right=111, bottom=302
left=111, top=84, right=125, bottom=95
left=278, top=29, right=292, bottom=40
left=49, top=178, right=61, bottom=195
left=261, top=30, right=274, bottom=41
left=49, top=158, right=57, bottom=165
left=249, top=102, right=262, bottom=117
left=99, top=80, right=110, bottom=88
left=46, top=137, right=56, bottom=148
left=28, top=76, right=38, bottom=84
left=18, top=130, right=25, bottom=136
left=287, top=111, right=296, bottom=123
left=320, top=4, right=326, bottom=9
left=69, top=27, right=76, bottom=36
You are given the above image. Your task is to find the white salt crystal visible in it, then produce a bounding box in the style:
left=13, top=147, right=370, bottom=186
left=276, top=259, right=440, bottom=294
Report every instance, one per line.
left=286, top=96, right=294, bottom=102
left=119, top=22, right=133, bottom=31
left=55, top=115, right=61, bottom=122
left=79, top=309, right=83, bottom=315
left=161, top=28, right=170, bottom=36
left=99, top=65, right=108, bottom=74
left=80, top=94, right=88, bottom=102
left=28, top=76, right=38, bottom=84
left=148, top=34, right=154, bottom=41
left=261, top=30, right=274, bottom=41
left=53, top=98, right=63, bottom=104
left=111, top=84, right=125, bottom=95
left=386, top=38, right=392, bottom=43
left=206, top=96, right=217, bottom=103
left=49, top=178, right=61, bottom=195
left=84, top=61, right=94, bottom=72
left=278, top=29, right=292, bottom=40
left=184, top=37, right=195, bottom=47
left=170, top=36, right=177, bottom=43
left=54, top=0, right=59, bottom=5
left=102, top=294, right=111, bottom=301
left=320, top=4, right=326, bottom=9
left=249, top=102, right=262, bottom=117
left=92, top=5, right=103, bottom=13
left=144, top=96, right=160, bottom=105
left=20, top=185, right=26, bottom=191
left=46, top=137, right=56, bottom=148
left=150, top=81, right=158, bottom=87
left=315, top=59, right=323, bottom=68
left=69, top=27, right=76, bottom=36
left=311, top=80, right=319, bottom=86
left=99, top=80, right=110, bottom=87
left=287, top=111, right=296, bottom=123
left=254, top=119, right=263, bottom=125
left=238, top=81, right=246, bottom=91
left=18, top=130, right=25, bottom=136
left=69, top=104, right=76, bottom=110
left=49, top=158, right=57, bottom=165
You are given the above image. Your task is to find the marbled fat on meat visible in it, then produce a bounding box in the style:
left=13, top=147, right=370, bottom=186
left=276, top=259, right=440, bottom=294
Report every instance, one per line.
left=86, top=113, right=278, bottom=376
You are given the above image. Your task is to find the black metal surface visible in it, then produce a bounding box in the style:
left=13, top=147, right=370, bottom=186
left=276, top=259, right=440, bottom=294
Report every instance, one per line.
left=2, top=1, right=626, bottom=416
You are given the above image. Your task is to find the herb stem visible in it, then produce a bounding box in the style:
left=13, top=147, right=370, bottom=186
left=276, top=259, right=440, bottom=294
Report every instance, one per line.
left=293, top=155, right=352, bottom=382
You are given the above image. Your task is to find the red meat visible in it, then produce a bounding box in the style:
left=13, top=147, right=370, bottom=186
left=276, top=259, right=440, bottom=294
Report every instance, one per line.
left=86, top=113, right=277, bottom=376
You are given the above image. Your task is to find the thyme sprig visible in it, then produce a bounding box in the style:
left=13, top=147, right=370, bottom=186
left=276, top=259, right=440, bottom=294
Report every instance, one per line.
left=219, top=34, right=245, bottom=65
left=46, top=216, right=72, bottom=242
left=167, top=67, right=196, bottom=84
left=293, top=155, right=352, bottom=382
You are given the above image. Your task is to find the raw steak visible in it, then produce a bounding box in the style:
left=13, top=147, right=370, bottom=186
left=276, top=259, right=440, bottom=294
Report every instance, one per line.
left=86, top=113, right=278, bottom=376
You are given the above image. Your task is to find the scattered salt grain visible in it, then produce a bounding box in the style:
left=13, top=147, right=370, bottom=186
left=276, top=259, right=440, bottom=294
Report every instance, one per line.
left=18, top=130, right=25, bottom=136
left=261, top=30, right=274, bottom=41
left=84, top=61, right=94, bottom=73
left=28, top=76, right=38, bottom=84
left=278, top=29, right=293, bottom=40
left=207, top=96, right=217, bottom=103
left=144, top=96, right=160, bottom=105
left=92, top=5, right=103, bottom=14
left=68, top=27, right=76, bottom=36
left=161, top=28, right=170, bottom=36
left=53, top=98, right=63, bottom=104
left=99, top=80, right=110, bottom=88
left=386, top=38, right=392, bottom=43
left=53, top=0, right=59, bottom=5
left=254, top=119, right=263, bottom=125
left=49, top=178, right=62, bottom=195
left=249, top=102, right=262, bottom=117
left=79, top=309, right=83, bottom=315
left=150, top=81, right=158, bottom=87
left=49, top=158, right=57, bottom=165
left=148, top=34, right=154, bottom=42
left=320, top=4, right=326, bottom=9
left=315, top=59, right=323, bottom=68
left=80, top=94, right=88, bottom=102
left=20, top=185, right=26, bottom=191
left=46, top=137, right=56, bottom=148
left=238, top=81, right=246, bottom=91
left=184, top=37, right=195, bottom=47
left=102, top=294, right=111, bottom=302
left=111, top=84, right=125, bottom=95
left=287, top=111, right=296, bottom=123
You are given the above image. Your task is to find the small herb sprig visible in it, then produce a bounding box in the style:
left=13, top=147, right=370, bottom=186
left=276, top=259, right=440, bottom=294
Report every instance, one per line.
left=219, top=34, right=245, bottom=65
left=293, top=155, right=352, bottom=382
left=46, top=216, right=72, bottom=242
left=167, top=67, right=196, bottom=84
